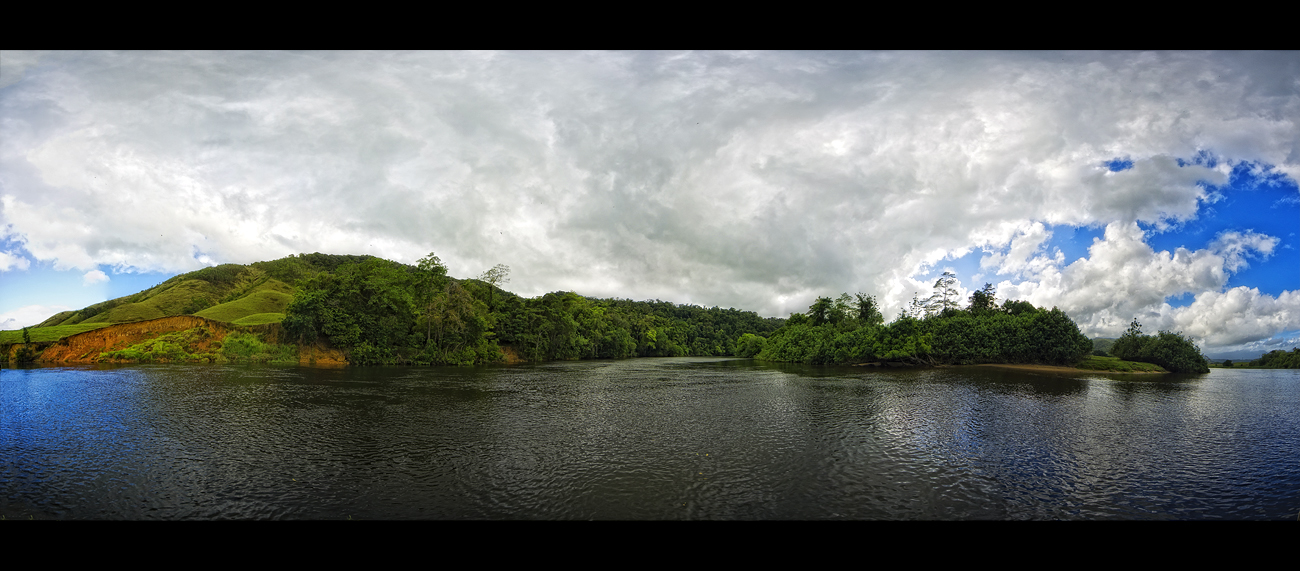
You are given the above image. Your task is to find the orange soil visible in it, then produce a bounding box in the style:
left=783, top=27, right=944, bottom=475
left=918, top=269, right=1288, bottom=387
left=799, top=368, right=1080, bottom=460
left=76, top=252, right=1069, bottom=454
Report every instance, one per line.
left=27, top=315, right=347, bottom=366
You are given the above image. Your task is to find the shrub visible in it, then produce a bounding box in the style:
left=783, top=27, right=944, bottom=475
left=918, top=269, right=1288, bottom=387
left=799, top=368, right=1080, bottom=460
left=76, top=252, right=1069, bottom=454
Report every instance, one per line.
left=1110, top=319, right=1209, bottom=373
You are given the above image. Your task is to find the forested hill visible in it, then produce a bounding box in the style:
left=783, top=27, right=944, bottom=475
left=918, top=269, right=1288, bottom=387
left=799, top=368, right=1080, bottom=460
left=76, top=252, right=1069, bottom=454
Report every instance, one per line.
left=276, top=254, right=785, bottom=365
left=14, top=254, right=1209, bottom=372
left=23, top=253, right=785, bottom=365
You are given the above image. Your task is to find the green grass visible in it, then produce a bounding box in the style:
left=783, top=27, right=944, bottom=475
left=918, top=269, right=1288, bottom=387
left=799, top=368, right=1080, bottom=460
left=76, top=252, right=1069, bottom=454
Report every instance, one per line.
left=80, top=279, right=224, bottom=324
left=28, top=261, right=302, bottom=331
left=82, top=301, right=166, bottom=324
left=36, top=311, right=78, bottom=328
left=217, top=332, right=298, bottom=364
left=56, top=275, right=294, bottom=327
left=0, top=323, right=115, bottom=344
left=97, top=328, right=297, bottom=364
left=1076, top=355, right=1167, bottom=373
left=196, top=287, right=293, bottom=323
left=232, top=312, right=286, bottom=326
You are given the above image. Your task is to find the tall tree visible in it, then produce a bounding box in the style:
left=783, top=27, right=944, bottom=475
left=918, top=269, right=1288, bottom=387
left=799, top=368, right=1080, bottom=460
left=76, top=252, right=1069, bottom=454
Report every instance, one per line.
left=855, top=292, right=884, bottom=327
left=809, top=297, right=834, bottom=326
left=478, top=264, right=510, bottom=309
left=925, top=271, right=960, bottom=317
left=833, top=293, right=854, bottom=325
left=417, top=252, right=449, bottom=347
left=968, top=283, right=997, bottom=314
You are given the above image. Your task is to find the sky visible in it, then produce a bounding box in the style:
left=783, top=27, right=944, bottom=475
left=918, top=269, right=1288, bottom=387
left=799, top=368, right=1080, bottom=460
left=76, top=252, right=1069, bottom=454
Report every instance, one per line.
left=1, top=51, right=1297, bottom=358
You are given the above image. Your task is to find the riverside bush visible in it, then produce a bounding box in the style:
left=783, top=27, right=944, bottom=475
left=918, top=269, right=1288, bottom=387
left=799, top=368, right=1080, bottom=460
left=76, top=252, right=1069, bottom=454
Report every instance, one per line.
left=1109, top=320, right=1209, bottom=374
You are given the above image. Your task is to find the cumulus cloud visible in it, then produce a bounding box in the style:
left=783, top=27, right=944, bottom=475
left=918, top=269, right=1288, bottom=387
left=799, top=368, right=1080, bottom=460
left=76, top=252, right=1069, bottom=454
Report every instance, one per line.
left=0, top=249, right=29, bottom=271
left=0, top=51, right=1296, bottom=347
left=989, top=221, right=1291, bottom=352
left=82, top=269, right=108, bottom=285
left=1163, top=287, right=1300, bottom=349
left=1209, top=230, right=1278, bottom=272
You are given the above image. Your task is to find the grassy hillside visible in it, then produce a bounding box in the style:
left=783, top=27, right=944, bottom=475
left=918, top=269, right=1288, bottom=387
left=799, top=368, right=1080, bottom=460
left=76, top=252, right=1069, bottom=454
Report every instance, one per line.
left=0, top=323, right=114, bottom=344
left=195, top=281, right=294, bottom=323
left=5, top=254, right=386, bottom=344
left=36, top=311, right=78, bottom=328
left=232, top=313, right=286, bottom=326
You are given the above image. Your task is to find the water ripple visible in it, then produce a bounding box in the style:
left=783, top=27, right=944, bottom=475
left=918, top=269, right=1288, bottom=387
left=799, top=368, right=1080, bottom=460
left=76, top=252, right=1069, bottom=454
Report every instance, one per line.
left=2, top=361, right=1298, bottom=519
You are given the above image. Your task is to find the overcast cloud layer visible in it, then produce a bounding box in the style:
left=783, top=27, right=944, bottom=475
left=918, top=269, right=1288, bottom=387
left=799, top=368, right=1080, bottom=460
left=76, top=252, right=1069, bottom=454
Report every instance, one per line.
left=2, top=51, right=1297, bottom=352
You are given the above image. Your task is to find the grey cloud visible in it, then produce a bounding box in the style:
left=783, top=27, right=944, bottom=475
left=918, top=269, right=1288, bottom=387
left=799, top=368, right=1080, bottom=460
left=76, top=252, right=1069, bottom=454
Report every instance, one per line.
left=0, top=51, right=1296, bottom=341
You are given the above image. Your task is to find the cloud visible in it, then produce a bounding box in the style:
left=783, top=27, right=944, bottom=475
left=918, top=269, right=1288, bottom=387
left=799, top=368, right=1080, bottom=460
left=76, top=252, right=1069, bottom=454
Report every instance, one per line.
left=978, top=221, right=1061, bottom=279
left=0, top=51, right=1296, bottom=345
left=1209, top=230, right=1278, bottom=272
left=988, top=221, right=1289, bottom=352
left=1162, top=287, right=1300, bottom=349
left=0, top=249, right=29, bottom=271
left=82, top=269, right=108, bottom=285
left=0, top=304, right=69, bottom=330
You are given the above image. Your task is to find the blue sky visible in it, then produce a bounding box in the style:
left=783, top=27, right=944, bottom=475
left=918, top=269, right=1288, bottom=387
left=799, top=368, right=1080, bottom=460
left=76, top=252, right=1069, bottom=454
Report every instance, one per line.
left=1, top=51, right=1297, bottom=357
left=919, top=158, right=1298, bottom=299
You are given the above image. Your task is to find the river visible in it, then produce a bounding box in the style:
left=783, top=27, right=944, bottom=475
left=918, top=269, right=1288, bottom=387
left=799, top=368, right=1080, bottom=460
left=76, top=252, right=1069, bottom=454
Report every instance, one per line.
left=2, top=357, right=1297, bottom=519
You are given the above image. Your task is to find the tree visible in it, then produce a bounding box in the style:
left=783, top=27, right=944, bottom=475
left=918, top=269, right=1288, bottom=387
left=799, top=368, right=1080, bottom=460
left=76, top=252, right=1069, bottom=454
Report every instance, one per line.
left=855, top=292, right=884, bottom=327
left=808, top=297, right=834, bottom=326
left=280, top=258, right=419, bottom=364
left=15, top=327, right=34, bottom=364
left=1109, top=318, right=1209, bottom=373
left=1110, top=318, right=1145, bottom=361
left=478, top=264, right=510, bottom=309
left=833, top=293, right=854, bottom=325
left=736, top=333, right=766, bottom=358
left=903, top=294, right=927, bottom=319
left=924, top=271, right=960, bottom=317
left=968, top=283, right=997, bottom=314
left=417, top=253, right=449, bottom=347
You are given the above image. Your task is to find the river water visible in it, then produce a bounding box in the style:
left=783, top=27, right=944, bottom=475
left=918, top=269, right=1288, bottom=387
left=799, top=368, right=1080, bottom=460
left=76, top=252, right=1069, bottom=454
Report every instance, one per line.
left=2, top=357, right=1297, bottom=520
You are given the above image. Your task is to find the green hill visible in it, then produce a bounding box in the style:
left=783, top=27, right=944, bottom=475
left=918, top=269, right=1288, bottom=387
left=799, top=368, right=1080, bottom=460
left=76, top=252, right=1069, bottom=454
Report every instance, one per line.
left=1092, top=337, right=1117, bottom=354
left=6, top=252, right=785, bottom=367
left=24, top=253, right=381, bottom=333
left=195, top=284, right=294, bottom=323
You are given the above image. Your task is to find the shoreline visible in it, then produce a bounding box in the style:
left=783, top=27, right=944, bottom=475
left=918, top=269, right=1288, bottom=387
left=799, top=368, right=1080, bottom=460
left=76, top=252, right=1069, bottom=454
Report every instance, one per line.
left=965, top=363, right=1167, bottom=374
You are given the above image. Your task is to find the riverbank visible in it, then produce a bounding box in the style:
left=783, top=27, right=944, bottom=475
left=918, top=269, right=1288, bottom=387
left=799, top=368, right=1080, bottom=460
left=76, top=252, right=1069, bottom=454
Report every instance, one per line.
left=969, top=362, right=1167, bottom=374
left=2, top=316, right=347, bottom=366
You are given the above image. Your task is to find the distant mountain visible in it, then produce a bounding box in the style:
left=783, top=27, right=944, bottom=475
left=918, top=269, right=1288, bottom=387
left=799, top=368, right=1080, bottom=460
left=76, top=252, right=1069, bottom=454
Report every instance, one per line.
left=1092, top=337, right=1116, bottom=353
left=1205, top=350, right=1281, bottom=362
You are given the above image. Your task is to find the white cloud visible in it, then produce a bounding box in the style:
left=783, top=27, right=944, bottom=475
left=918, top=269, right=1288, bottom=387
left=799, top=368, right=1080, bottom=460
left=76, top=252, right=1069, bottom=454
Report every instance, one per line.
left=0, top=249, right=29, bottom=271
left=1209, top=230, right=1278, bottom=272
left=986, top=221, right=1290, bottom=352
left=0, top=304, right=70, bottom=330
left=1162, top=287, right=1300, bottom=349
left=82, top=269, right=108, bottom=285
left=0, top=51, right=1295, bottom=351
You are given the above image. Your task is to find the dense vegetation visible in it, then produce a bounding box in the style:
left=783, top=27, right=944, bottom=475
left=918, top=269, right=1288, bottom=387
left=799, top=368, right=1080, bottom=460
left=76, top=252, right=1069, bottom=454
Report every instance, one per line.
left=755, top=276, right=1093, bottom=367
left=5, top=254, right=1217, bottom=373
left=278, top=253, right=784, bottom=365
left=1247, top=348, right=1300, bottom=368
left=1108, top=319, right=1211, bottom=373
left=1075, top=355, right=1168, bottom=373
left=98, top=328, right=297, bottom=364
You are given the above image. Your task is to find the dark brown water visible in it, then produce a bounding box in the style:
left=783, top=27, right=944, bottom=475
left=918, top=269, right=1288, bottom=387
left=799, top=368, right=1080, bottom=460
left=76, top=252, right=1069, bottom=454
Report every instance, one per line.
left=2, top=358, right=1297, bottom=519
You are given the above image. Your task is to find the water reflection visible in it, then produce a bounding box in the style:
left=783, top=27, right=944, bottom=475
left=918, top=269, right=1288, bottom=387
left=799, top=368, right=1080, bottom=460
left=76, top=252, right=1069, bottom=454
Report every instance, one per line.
left=2, top=361, right=1297, bottom=519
